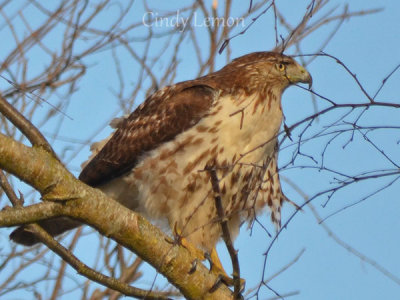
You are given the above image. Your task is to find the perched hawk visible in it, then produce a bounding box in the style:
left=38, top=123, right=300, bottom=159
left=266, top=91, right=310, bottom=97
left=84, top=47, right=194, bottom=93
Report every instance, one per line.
left=11, top=52, right=311, bottom=275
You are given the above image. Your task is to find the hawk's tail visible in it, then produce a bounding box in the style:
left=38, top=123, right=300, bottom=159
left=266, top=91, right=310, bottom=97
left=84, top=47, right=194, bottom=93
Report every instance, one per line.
left=10, top=217, right=81, bottom=246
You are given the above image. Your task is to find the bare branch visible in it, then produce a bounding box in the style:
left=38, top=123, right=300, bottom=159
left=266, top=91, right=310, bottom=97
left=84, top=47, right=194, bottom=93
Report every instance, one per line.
left=207, top=166, right=242, bottom=298
left=0, top=94, right=56, bottom=157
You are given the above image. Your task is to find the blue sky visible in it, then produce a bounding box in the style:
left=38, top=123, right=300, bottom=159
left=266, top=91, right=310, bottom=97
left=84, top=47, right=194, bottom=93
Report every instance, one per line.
left=1, top=1, right=399, bottom=299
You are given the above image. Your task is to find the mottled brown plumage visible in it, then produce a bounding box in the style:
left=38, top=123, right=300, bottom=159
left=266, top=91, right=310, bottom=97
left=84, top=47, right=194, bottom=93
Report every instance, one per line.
left=11, top=52, right=312, bottom=254
left=79, top=85, right=215, bottom=186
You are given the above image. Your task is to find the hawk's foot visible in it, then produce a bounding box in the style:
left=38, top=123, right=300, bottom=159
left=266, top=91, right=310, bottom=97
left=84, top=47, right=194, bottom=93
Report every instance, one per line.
left=207, top=247, right=245, bottom=289
left=172, top=225, right=245, bottom=289
left=172, top=224, right=205, bottom=261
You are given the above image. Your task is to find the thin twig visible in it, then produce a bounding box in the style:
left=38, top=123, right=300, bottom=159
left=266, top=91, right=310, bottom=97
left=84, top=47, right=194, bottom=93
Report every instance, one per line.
left=0, top=170, right=23, bottom=207
left=206, top=166, right=242, bottom=298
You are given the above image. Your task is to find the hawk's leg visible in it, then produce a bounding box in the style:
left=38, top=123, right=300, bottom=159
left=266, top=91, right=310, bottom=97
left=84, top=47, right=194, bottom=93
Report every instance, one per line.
left=207, top=247, right=233, bottom=285
left=172, top=224, right=244, bottom=287
left=207, top=247, right=244, bottom=289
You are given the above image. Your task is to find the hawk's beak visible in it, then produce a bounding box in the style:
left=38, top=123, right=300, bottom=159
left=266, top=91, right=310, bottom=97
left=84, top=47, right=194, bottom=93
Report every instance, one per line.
left=288, top=65, right=312, bottom=89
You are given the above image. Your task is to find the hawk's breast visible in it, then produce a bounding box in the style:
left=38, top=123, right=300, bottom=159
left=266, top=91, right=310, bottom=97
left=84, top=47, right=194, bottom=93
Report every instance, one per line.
left=112, top=91, right=284, bottom=250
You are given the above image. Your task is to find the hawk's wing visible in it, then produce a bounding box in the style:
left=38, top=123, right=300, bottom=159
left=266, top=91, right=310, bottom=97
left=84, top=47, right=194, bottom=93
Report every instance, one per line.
left=79, top=83, right=216, bottom=186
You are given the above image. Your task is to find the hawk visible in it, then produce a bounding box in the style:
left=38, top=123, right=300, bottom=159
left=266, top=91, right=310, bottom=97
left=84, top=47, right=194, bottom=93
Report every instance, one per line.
left=11, top=51, right=311, bottom=281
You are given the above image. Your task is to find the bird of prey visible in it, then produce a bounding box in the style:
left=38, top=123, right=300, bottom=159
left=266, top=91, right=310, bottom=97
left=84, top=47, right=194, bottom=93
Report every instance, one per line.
left=11, top=51, right=311, bottom=283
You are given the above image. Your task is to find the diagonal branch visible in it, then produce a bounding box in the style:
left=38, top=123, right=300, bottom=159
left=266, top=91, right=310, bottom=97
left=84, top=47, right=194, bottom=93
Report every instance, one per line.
left=28, top=224, right=173, bottom=299
left=0, top=93, right=57, bottom=158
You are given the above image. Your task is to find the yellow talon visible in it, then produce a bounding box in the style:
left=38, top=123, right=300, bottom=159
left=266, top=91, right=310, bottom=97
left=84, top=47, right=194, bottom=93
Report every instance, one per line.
left=209, top=247, right=231, bottom=281
left=172, top=224, right=244, bottom=288
left=172, top=223, right=204, bottom=260
left=181, top=237, right=206, bottom=261
left=208, top=247, right=245, bottom=290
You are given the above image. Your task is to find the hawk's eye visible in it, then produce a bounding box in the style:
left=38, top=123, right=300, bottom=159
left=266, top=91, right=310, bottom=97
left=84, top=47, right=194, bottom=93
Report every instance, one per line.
left=276, top=63, right=286, bottom=72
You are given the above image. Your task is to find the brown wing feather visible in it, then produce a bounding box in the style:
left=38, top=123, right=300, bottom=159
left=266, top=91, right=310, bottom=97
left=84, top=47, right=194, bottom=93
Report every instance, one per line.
left=79, top=83, right=216, bottom=186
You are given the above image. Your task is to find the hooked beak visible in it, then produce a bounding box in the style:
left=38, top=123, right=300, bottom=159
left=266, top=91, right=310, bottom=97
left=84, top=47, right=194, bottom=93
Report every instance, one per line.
left=288, top=65, right=312, bottom=89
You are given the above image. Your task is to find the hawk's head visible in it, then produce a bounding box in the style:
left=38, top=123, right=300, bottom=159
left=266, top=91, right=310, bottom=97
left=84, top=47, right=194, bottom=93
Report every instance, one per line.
left=213, top=52, right=312, bottom=95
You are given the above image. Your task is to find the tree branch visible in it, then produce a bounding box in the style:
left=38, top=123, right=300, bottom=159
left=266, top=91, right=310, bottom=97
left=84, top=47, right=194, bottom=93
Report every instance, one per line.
left=0, top=93, right=57, bottom=157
